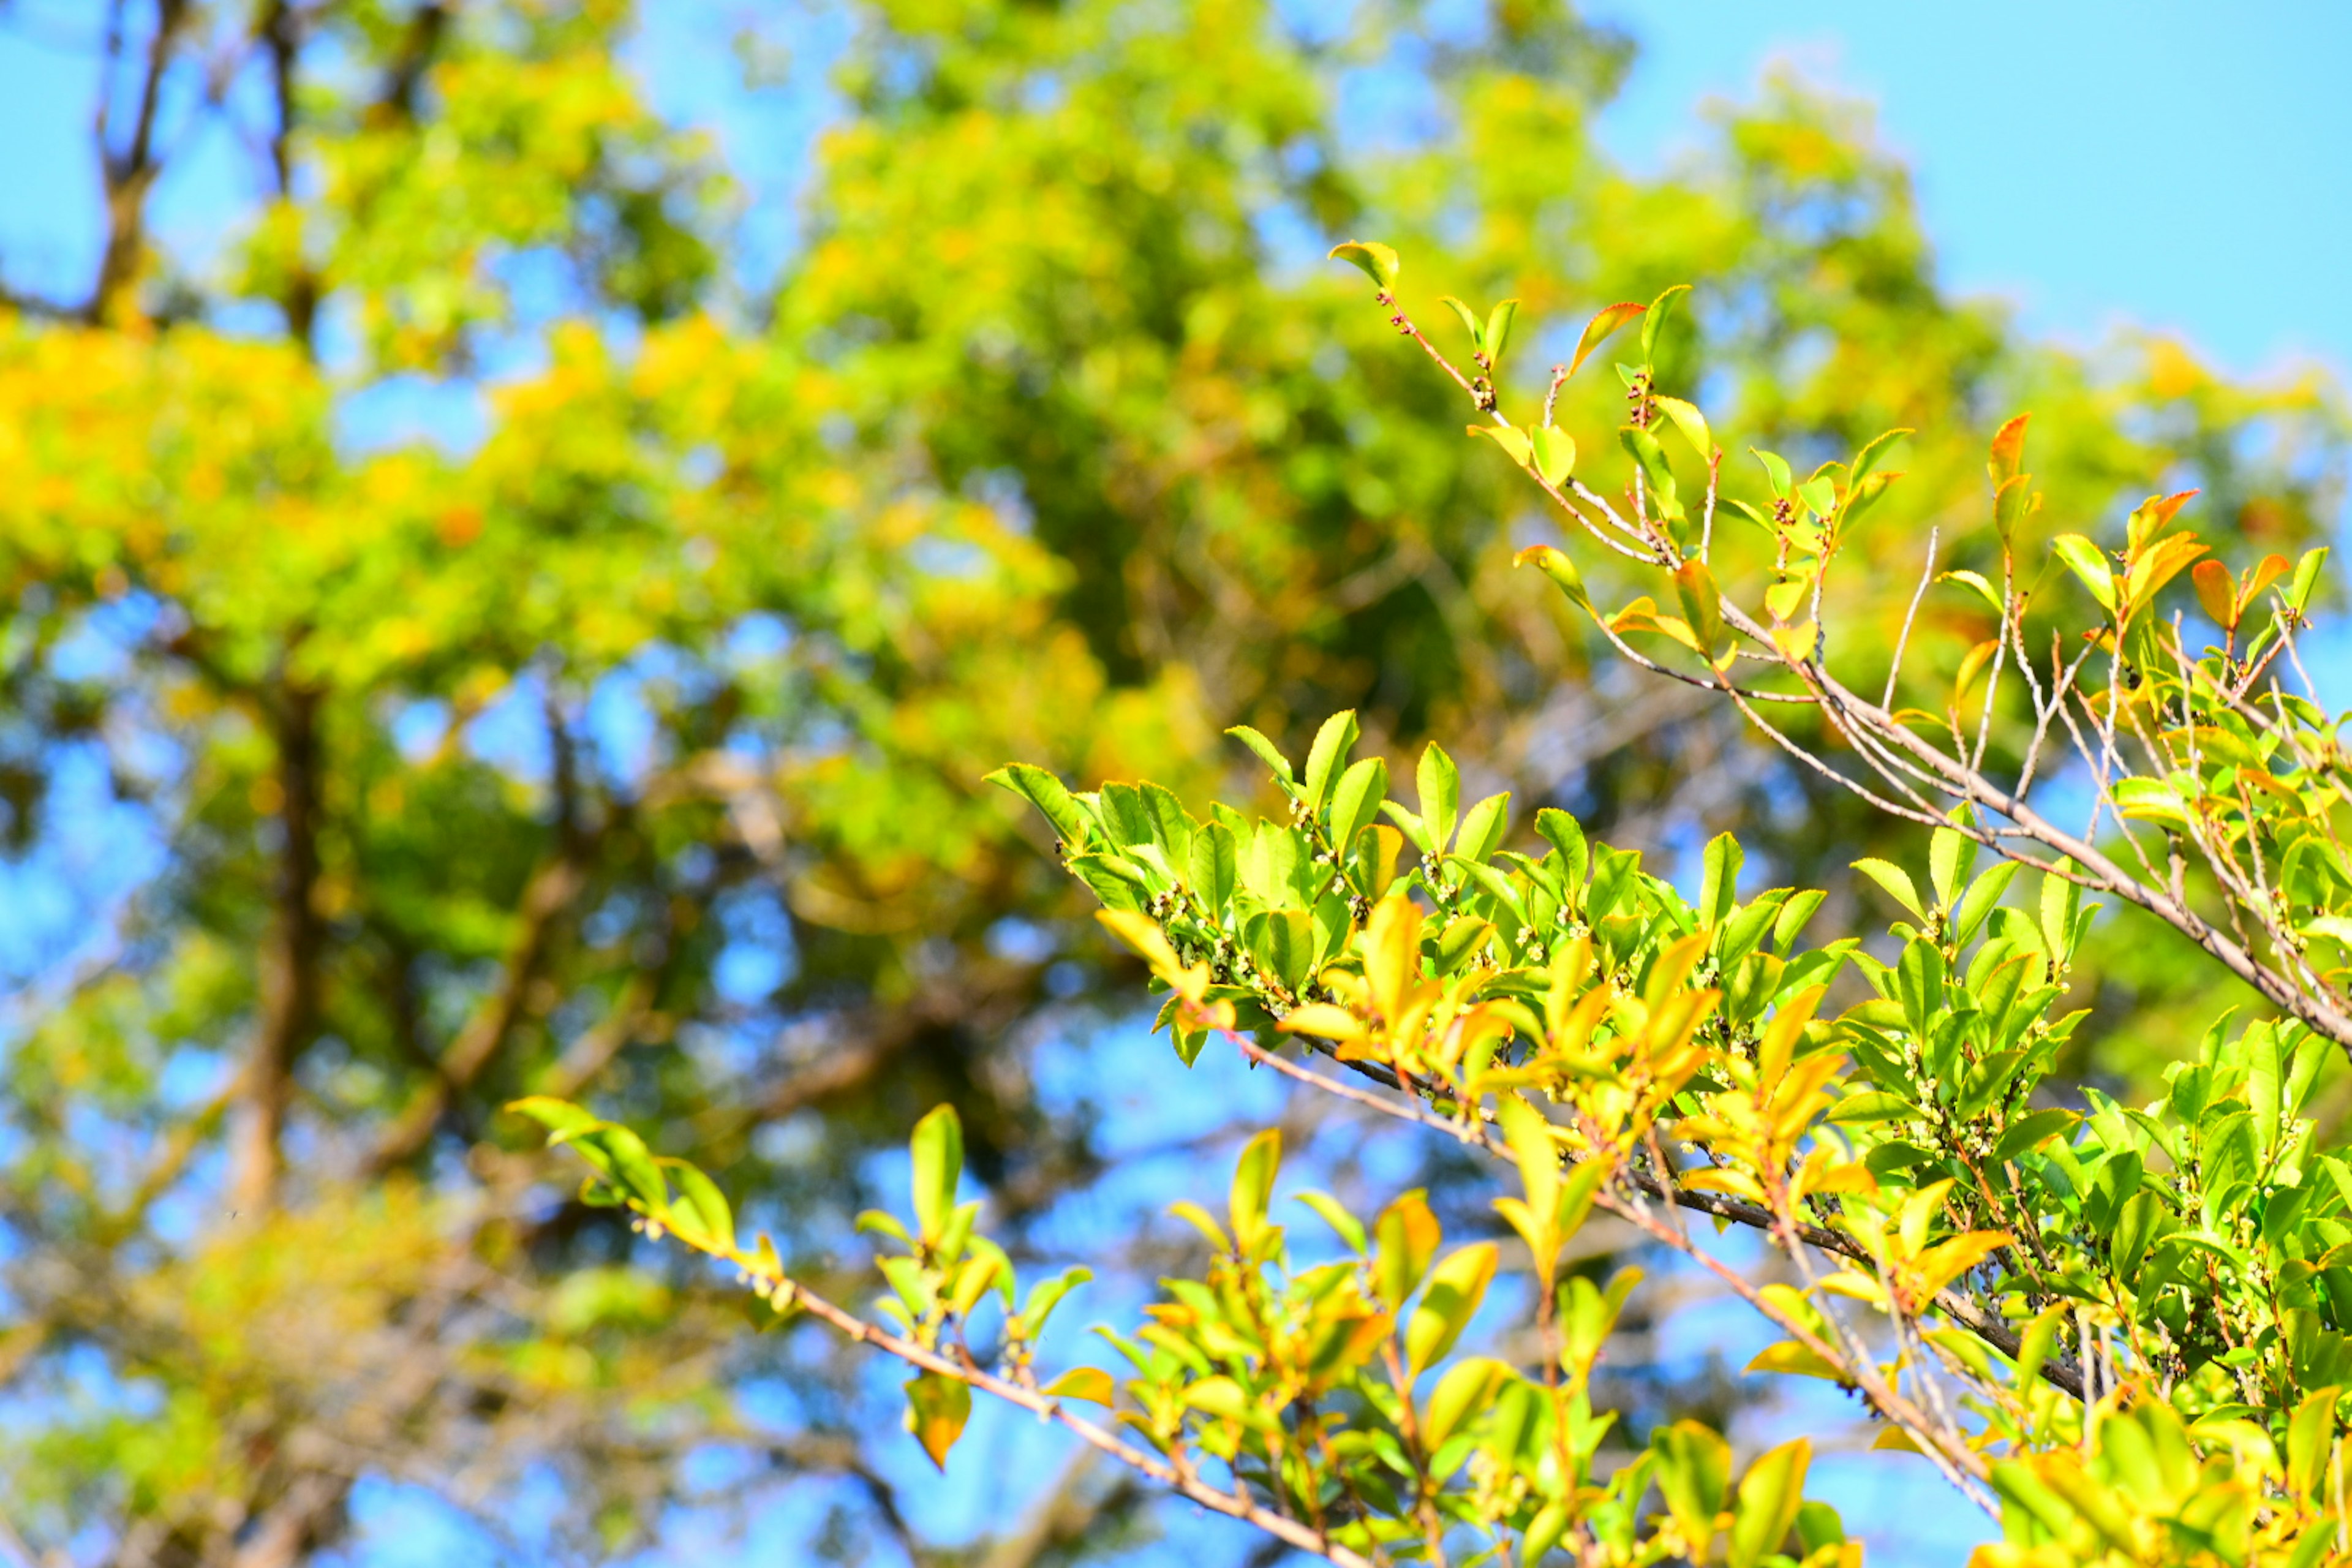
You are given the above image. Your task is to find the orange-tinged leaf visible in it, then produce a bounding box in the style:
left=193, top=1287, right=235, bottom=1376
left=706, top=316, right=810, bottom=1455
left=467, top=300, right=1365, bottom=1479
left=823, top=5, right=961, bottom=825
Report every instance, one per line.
left=903, top=1373, right=971, bottom=1470
left=1988, top=413, right=2030, bottom=486
left=1569, top=301, right=1645, bottom=375
left=1607, top=595, right=1662, bottom=634
left=2239, top=552, right=2294, bottom=616
left=2125, top=488, right=2198, bottom=552
left=2192, top=557, right=2238, bottom=629
left=2122, top=532, right=2206, bottom=616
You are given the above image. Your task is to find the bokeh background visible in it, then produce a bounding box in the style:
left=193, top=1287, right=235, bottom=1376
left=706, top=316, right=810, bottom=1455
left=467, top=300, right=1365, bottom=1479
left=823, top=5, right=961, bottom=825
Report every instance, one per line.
left=0, top=2, right=2344, bottom=1566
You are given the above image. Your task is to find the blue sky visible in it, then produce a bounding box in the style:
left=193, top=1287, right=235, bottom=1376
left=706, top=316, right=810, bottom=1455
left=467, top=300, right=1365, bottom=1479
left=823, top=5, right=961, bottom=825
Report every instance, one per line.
left=1594, top=0, right=2352, bottom=379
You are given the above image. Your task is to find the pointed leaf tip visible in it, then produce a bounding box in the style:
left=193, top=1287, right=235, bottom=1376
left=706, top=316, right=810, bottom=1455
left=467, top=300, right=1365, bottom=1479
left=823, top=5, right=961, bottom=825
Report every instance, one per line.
left=1327, top=241, right=1400, bottom=291
left=1569, top=301, right=1645, bottom=376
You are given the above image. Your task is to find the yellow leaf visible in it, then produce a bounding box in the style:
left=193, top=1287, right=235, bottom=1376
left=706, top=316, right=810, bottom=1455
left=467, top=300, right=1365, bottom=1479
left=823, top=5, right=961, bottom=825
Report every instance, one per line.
left=1912, top=1231, right=2010, bottom=1296
left=1041, top=1366, right=1117, bottom=1405
left=1278, top=1002, right=1366, bottom=1042
left=1817, top=1270, right=1887, bottom=1308
left=1746, top=1340, right=1846, bottom=1381
left=1468, top=423, right=1532, bottom=469
left=1362, top=894, right=1424, bottom=1025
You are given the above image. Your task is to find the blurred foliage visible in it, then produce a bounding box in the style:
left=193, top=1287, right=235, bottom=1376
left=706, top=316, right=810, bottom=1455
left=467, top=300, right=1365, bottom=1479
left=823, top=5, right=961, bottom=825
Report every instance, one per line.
left=0, top=0, right=2339, bottom=1562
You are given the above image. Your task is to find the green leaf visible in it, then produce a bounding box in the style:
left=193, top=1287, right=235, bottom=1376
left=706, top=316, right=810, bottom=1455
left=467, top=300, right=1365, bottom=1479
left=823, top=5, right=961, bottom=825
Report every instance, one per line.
left=1301, top=709, right=1360, bottom=813
left=1225, top=725, right=1295, bottom=788
left=1422, top=1357, right=1510, bottom=1452
left=1942, top=568, right=2005, bottom=614
left=1404, top=1242, right=1498, bottom=1374
left=1417, top=742, right=1461, bottom=856
left=1483, top=298, right=1520, bottom=366
left=1640, top=282, right=1690, bottom=363
left=662, top=1158, right=736, bottom=1253
left=576, top=1125, right=667, bottom=1213
left=1651, top=1420, right=1730, bottom=1555
left=1523, top=1502, right=1573, bottom=1566
left=1328, top=755, right=1389, bottom=853
left=903, top=1373, right=971, bottom=1470
left=1620, top=425, right=1681, bottom=519
left=1727, top=1437, right=1810, bottom=1568
left=2052, top=533, right=2117, bottom=614
left=1673, top=559, right=1725, bottom=660
left=2040, top=861, right=2084, bottom=961
left=507, top=1095, right=603, bottom=1142
left=1751, top=447, right=1793, bottom=497
left=1653, top=394, right=1711, bottom=461
left=1992, top=1107, right=2079, bottom=1163
left=1951, top=859, right=2021, bottom=948
left=1700, top=832, right=1742, bottom=929
left=1189, top=821, right=1238, bottom=913
left=986, top=763, right=1091, bottom=846
left=1536, top=807, right=1589, bottom=891
left=1228, top=1128, right=1282, bottom=1254
left=2288, top=1385, right=2340, bottom=1499
left=1294, top=1189, right=1367, bottom=1254
left=1529, top=425, right=1577, bottom=487
left=1852, top=857, right=1928, bottom=922
left=1515, top=543, right=1591, bottom=612
left=910, top=1103, right=964, bottom=1245
left=2250, top=1022, right=2284, bottom=1156
left=1454, top=791, right=1510, bottom=865
left=1797, top=475, right=1838, bottom=519
left=1327, top=240, right=1400, bottom=291
left=1437, top=295, right=1482, bottom=349
left=1374, top=1189, right=1440, bottom=1309
left=1569, top=301, right=1646, bottom=375
left=2288, top=545, right=2331, bottom=614
left=1852, top=428, right=1913, bottom=486
left=1795, top=1501, right=1847, bottom=1556
left=1928, top=824, right=1976, bottom=909
left=1016, top=1267, right=1091, bottom=1340
left=1759, top=895, right=1820, bottom=961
